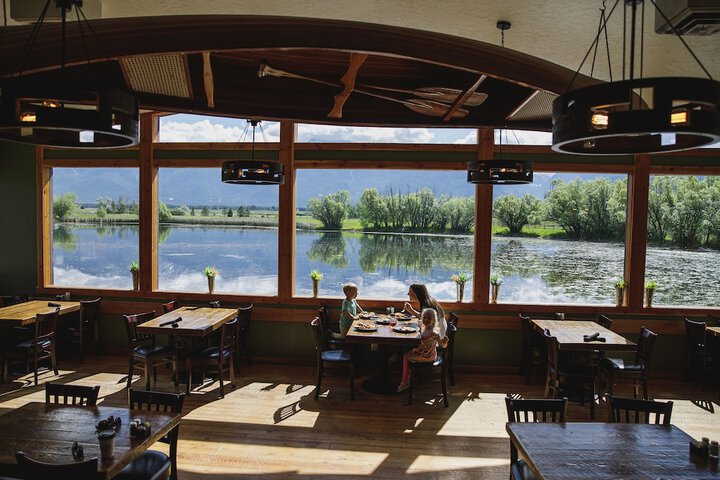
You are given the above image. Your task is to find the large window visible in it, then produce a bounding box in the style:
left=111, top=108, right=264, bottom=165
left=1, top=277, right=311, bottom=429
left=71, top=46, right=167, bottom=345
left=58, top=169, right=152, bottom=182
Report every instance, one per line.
left=297, top=124, right=477, bottom=144
left=157, top=168, right=279, bottom=295
left=490, top=172, right=628, bottom=304
left=295, top=169, right=474, bottom=301
left=645, top=175, right=720, bottom=307
left=158, top=114, right=280, bottom=143
left=51, top=167, right=139, bottom=289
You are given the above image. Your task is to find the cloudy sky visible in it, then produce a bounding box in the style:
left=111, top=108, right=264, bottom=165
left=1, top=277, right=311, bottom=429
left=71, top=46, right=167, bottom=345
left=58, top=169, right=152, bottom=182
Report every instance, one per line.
left=158, top=114, right=553, bottom=145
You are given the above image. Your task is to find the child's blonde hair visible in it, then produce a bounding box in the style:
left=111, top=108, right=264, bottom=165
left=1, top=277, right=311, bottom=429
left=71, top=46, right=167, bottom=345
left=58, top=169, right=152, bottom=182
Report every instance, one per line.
left=342, top=282, right=358, bottom=297
left=420, top=308, right=438, bottom=333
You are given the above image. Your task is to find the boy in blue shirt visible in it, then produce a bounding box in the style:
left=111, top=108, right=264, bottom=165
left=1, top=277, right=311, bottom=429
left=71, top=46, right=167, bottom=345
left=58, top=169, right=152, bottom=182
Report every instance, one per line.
left=338, top=282, right=364, bottom=337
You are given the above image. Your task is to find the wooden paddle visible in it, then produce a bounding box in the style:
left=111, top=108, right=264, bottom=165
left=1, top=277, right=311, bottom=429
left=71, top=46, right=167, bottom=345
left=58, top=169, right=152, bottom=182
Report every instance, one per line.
left=258, top=63, right=469, bottom=119
left=360, top=85, right=487, bottom=107
left=329, top=53, right=368, bottom=119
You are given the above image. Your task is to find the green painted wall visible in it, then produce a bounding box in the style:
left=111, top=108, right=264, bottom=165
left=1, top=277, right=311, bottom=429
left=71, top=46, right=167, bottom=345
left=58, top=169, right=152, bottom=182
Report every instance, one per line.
left=0, top=141, right=38, bottom=296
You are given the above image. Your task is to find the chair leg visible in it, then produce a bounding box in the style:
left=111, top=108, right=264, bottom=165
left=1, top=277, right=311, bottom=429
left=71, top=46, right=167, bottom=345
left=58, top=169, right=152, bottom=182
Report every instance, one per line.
left=145, top=361, right=151, bottom=390
left=186, top=358, right=192, bottom=395
left=642, top=380, right=648, bottom=400
left=349, top=362, right=354, bottom=401
left=33, top=352, right=39, bottom=386
left=51, top=347, right=58, bottom=376
left=127, top=359, right=134, bottom=390
left=79, top=331, right=84, bottom=364
left=173, top=356, right=178, bottom=388
left=229, top=356, right=235, bottom=388
left=218, top=362, right=225, bottom=399
left=314, top=362, right=323, bottom=400
left=441, top=365, right=448, bottom=408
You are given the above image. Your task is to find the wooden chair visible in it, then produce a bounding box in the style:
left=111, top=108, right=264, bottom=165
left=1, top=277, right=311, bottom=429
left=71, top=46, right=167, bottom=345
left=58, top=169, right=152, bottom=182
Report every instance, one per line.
left=447, top=312, right=459, bottom=385
left=684, top=318, right=709, bottom=386
left=161, top=301, right=177, bottom=314
left=310, top=318, right=354, bottom=400
left=65, top=297, right=102, bottom=363
left=519, top=314, right=545, bottom=385
left=123, top=311, right=177, bottom=390
left=543, top=329, right=595, bottom=419
left=1, top=294, right=28, bottom=307
left=5, top=308, right=59, bottom=386
left=601, top=327, right=657, bottom=400
left=117, top=388, right=185, bottom=480
left=45, top=382, right=100, bottom=406
left=505, top=396, right=567, bottom=480
left=595, top=314, right=613, bottom=330
left=407, top=323, right=455, bottom=407
left=318, top=304, right=345, bottom=349
left=236, top=304, right=253, bottom=366
left=608, top=395, right=673, bottom=425
left=186, top=318, right=236, bottom=398
left=15, top=451, right=98, bottom=480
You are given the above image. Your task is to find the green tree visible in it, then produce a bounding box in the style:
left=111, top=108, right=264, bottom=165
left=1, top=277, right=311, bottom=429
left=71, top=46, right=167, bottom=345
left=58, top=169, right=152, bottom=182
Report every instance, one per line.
left=667, top=176, right=707, bottom=248
left=357, top=188, right=388, bottom=228
left=53, top=192, right=77, bottom=221
left=237, top=206, right=250, bottom=217
left=307, top=190, right=351, bottom=229
left=227, top=207, right=233, bottom=217
left=405, top=188, right=436, bottom=230
left=703, top=178, right=720, bottom=245
left=96, top=207, right=107, bottom=219
left=443, top=197, right=475, bottom=232
left=190, top=206, right=196, bottom=216
left=201, top=206, right=210, bottom=216
left=493, top=194, right=541, bottom=234
left=158, top=201, right=172, bottom=223
left=544, top=179, right=586, bottom=237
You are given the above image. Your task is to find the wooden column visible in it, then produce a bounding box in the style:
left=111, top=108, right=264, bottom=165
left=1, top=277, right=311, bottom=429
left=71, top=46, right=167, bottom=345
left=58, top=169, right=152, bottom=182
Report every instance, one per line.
left=36, top=147, right=52, bottom=287
left=624, top=154, right=650, bottom=309
left=277, top=122, right=296, bottom=300
left=139, top=113, right=159, bottom=293
left=474, top=129, right=494, bottom=305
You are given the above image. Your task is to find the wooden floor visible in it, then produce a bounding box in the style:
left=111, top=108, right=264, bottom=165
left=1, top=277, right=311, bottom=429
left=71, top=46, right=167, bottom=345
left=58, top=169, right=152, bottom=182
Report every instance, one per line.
left=0, top=356, right=718, bottom=479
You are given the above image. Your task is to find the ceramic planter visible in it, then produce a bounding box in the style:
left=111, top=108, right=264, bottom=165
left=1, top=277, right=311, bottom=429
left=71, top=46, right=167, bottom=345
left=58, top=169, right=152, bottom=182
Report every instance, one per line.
left=491, top=284, right=500, bottom=304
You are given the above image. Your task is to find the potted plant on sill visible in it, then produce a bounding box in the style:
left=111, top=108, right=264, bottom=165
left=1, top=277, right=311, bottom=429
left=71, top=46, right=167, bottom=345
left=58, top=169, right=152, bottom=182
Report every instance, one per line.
left=614, top=279, right=627, bottom=307
left=451, top=273, right=470, bottom=303
left=490, top=274, right=503, bottom=304
left=645, top=280, right=657, bottom=308
left=129, top=261, right=140, bottom=291
left=310, top=270, right=323, bottom=298
left=203, top=266, right=217, bottom=294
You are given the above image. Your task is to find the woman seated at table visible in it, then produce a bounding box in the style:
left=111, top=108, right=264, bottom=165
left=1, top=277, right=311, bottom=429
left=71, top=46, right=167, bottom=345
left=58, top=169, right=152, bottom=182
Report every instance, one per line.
left=403, top=283, right=447, bottom=338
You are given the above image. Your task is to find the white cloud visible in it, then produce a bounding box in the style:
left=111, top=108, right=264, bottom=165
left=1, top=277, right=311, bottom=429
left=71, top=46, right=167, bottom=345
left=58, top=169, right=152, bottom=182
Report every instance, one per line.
left=158, top=119, right=280, bottom=143
left=297, top=124, right=436, bottom=143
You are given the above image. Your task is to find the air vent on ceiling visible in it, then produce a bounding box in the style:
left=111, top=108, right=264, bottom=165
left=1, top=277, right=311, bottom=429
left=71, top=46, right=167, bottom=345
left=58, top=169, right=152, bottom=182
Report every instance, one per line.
left=506, top=91, right=557, bottom=122
left=655, top=0, right=720, bottom=35
left=119, top=54, right=193, bottom=99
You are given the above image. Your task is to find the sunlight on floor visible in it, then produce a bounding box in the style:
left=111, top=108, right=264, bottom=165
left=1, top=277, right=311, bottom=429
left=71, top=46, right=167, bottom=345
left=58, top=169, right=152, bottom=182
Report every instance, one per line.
left=408, top=454, right=508, bottom=473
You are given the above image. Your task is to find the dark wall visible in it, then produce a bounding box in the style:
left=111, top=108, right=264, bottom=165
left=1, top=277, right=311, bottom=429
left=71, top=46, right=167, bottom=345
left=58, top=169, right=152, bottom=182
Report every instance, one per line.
left=0, top=141, right=38, bottom=295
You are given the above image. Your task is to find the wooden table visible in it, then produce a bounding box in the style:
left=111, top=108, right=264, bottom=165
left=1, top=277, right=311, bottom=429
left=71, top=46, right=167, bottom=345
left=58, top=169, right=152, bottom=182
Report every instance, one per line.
left=531, top=319, right=636, bottom=352
left=506, top=422, right=719, bottom=479
left=0, top=300, right=80, bottom=326
left=345, top=313, right=421, bottom=345
left=0, top=402, right=180, bottom=479
left=707, top=326, right=720, bottom=338
left=136, top=306, right=236, bottom=337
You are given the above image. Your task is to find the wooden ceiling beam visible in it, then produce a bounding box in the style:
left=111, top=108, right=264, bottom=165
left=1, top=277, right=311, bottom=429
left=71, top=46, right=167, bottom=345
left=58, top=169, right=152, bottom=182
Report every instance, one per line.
left=442, top=75, right=486, bottom=122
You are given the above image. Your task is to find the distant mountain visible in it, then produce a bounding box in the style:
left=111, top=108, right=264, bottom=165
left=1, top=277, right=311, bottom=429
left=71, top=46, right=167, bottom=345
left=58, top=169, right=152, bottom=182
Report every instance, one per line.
left=54, top=167, right=626, bottom=207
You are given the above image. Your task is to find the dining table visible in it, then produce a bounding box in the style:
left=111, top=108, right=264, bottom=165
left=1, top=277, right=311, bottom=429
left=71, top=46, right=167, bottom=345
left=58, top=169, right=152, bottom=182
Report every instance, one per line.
left=0, top=402, right=181, bottom=479
left=531, top=319, right=636, bottom=352
left=345, top=312, right=421, bottom=394
left=506, top=422, right=720, bottom=479
left=0, top=300, right=80, bottom=326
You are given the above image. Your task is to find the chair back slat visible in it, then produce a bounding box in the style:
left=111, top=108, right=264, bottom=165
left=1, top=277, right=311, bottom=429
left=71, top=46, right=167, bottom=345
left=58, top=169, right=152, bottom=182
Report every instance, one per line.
left=608, top=396, right=673, bottom=425
left=35, top=308, right=59, bottom=344
left=448, top=312, right=460, bottom=329
left=45, top=383, right=100, bottom=407
left=596, top=314, right=613, bottom=330
left=220, top=318, right=238, bottom=356
left=128, top=388, right=185, bottom=413
left=237, top=304, right=252, bottom=336
left=80, top=297, right=102, bottom=328
left=505, top=396, right=568, bottom=423
left=311, top=318, right=324, bottom=360
left=162, top=301, right=177, bottom=314
left=635, top=327, right=658, bottom=370
left=684, top=318, right=706, bottom=350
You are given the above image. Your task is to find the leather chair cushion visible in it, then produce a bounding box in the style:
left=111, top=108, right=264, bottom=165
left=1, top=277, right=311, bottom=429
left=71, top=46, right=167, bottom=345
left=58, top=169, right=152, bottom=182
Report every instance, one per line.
left=134, top=345, right=173, bottom=357
left=321, top=349, right=351, bottom=362
left=115, top=450, right=171, bottom=480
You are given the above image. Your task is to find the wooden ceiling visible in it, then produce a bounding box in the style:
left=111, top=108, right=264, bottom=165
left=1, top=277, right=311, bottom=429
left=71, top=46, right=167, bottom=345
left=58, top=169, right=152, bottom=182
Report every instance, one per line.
left=0, top=16, right=600, bottom=131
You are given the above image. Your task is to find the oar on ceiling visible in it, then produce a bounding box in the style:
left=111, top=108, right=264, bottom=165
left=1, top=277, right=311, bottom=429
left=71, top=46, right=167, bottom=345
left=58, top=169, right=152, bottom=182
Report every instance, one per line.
left=328, top=53, right=368, bottom=119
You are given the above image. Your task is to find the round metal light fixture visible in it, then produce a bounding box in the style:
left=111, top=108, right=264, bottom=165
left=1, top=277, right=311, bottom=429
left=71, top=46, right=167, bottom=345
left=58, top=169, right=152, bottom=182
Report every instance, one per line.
left=552, top=77, right=720, bottom=155
left=467, top=159, right=533, bottom=185
left=221, top=160, right=284, bottom=185
left=0, top=80, right=139, bottom=149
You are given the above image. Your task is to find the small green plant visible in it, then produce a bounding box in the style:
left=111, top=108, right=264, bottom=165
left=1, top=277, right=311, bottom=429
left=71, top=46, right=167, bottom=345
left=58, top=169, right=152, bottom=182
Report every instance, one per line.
left=614, top=279, right=627, bottom=289
left=451, top=273, right=470, bottom=286
left=309, top=269, right=323, bottom=281
left=489, top=274, right=503, bottom=286
left=203, top=266, right=217, bottom=278
left=129, top=261, right=139, bottom=273
left=645, top=280, right=657, bottom=291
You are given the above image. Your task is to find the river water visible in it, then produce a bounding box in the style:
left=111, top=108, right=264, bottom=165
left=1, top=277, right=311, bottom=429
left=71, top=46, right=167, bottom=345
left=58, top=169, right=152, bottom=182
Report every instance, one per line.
left=51, top=224, right=720, bottom=306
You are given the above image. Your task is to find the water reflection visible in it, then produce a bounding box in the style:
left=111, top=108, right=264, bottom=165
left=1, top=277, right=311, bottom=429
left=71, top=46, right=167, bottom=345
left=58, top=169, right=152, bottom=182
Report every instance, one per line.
left=307, top=233, right=348, bottom=269
left=54, top=225, right=77, bottom=252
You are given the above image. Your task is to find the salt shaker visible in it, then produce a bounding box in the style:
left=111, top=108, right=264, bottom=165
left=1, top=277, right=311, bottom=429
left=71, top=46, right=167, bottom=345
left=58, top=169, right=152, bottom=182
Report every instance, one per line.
left=710, top=440, right=719, bottom=460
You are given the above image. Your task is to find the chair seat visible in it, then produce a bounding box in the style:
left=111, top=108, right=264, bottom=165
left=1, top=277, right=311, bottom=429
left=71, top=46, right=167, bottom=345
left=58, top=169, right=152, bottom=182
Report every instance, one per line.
left=511, top=459, right=536, bottom=480
left=15, top=339, right=51, bottom=350
left=198, top=346, right=232, bottom=360
left=134, top=344, right=173, bottom=357
left=321, top=349, right=351, bottom=362
left=410, top=356, right=443, bottom=368
left=115, top=449, right=171, bottom=480
left=602, top=358, right=643, bottom=372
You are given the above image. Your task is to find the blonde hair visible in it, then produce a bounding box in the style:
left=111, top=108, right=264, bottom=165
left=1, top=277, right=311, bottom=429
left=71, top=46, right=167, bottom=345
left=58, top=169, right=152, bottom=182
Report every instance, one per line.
left=420, top=308, right=438, bottom=333
left=342, top=282, right=358, bottom=297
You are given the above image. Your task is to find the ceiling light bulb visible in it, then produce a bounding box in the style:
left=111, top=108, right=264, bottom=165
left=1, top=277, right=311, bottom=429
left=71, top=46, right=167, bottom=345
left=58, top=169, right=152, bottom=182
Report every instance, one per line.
left=670, top=111, right=688, bottom=125
left=591, top=113, right=608, bottom=127
left=19, top=112, right=37, bottom=123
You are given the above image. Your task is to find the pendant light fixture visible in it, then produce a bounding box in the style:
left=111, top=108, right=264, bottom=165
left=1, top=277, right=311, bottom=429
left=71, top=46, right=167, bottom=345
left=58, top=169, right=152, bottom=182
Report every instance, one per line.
left=222, top=120, right=284, bottom=185
left=468, top=21, right=533, bottom=185
left=0, top=0, right=139, bottom=149
left=552, top=0, right=720, bottom=156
